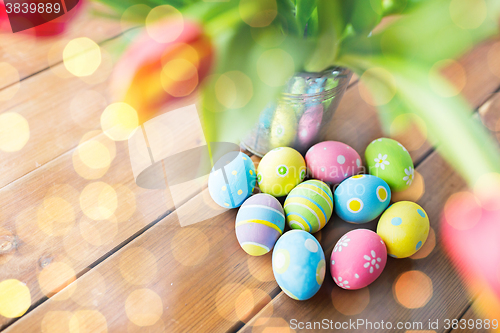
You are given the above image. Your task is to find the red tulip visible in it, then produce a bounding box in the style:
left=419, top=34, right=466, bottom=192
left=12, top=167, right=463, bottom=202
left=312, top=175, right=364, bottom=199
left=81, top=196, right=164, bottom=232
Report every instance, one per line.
left=0, top=0, right=83, bottom=36
left=110, top=19, right=213, bottom=124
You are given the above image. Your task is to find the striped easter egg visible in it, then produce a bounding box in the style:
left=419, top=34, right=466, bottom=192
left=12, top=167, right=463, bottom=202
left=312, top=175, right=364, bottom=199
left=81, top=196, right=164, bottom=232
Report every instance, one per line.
left=235, top=194, right=285, bottom=256
left=284, top=180, right=333, bottom=233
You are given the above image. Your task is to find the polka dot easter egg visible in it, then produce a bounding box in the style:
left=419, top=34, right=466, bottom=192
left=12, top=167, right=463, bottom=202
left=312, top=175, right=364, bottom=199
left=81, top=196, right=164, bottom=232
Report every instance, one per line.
left=330, top=229, right=387, bottom=290
left=377, top=201, right=429, bottom=258
left=269, top=104, right=297, bottom=148
left=334, top=175, right=391, bottom=224
left=235, top=194, right=285, bottom=256
left=273, top=230, right=325, bottom=300
left=257, top=147, right=306, bottom=197
left=305, top=141, right=362, bottom=184
left=284, top=180, right=333, bottom=233
left=365, top=138, right=414, bottom=192
left=208, top=151, right=256, bottom=208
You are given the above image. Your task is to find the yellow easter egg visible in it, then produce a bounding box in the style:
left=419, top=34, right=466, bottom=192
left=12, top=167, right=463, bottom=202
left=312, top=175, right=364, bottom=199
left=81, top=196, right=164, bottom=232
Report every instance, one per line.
left=376, top=201, right=429, bottom=258
left=269, top=104, right=297, bottom=148
left=257, top=147, right=306, bottom=197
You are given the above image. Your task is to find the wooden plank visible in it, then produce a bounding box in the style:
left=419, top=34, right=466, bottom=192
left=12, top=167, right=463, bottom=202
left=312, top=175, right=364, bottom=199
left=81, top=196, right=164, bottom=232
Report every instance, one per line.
left=450, top=306, right=490, bottom=333
left=0, top=3, right=122, bottom=89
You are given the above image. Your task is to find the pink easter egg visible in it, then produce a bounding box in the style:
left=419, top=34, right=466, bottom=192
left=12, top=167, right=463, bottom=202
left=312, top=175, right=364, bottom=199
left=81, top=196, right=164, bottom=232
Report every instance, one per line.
left=298, top=105, right=323, bottom=146
left=305, top=141, right=362, bottom=184
left=330, top=229, right=387, bottom=290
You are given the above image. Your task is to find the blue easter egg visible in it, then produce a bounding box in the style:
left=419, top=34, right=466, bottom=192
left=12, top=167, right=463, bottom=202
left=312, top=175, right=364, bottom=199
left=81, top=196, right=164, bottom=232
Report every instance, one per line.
left=272, top=230, right=325, bottom=300
left=334, top=174, right=391, bottom=223
left=208, top=152, right=256, bottom=208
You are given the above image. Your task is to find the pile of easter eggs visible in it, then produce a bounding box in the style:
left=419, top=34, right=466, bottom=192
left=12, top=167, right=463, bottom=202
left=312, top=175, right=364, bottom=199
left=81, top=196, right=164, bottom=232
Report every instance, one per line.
left=208, top=138, right=430, bottom=301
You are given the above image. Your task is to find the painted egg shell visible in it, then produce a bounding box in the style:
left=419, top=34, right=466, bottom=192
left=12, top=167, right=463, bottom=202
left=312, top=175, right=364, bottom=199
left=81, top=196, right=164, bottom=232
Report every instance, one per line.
left=330, top=229, right=387, bottom=290
left=305, top=141, right=362, bottom=184
left=235, top=194, right=285, bottom=256
left=284, top=179, right=333, bottom=233
left=208, top=151, right=256, bottom=208
left=377, top=201, right=429, bottom=258
left=297, top=105, right=323, bottom=146
left=273, top=230, right=325, bottom=300
left=269, top=104, right=297, bottom=148
left=334, top=175, right=391, bottom=224
left=258, top=102, right=276, bottom=129
left=365, top=138, right=414, bottom=192
left=257, top=147, right=306, bottom=197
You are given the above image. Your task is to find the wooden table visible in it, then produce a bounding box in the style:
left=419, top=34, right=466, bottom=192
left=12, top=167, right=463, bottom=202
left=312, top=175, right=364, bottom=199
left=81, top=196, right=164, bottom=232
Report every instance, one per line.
left=1, top=6, right=500, bottom=333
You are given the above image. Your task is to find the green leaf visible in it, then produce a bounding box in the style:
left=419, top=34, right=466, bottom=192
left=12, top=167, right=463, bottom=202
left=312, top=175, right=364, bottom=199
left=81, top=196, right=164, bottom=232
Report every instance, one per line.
left=339, top=53, right=500, bottom=186
left=201, top=25, right=315, bottom=146
left=295, top=0, right=318, bottom=36
left=342, top=0, right=383, bottom=35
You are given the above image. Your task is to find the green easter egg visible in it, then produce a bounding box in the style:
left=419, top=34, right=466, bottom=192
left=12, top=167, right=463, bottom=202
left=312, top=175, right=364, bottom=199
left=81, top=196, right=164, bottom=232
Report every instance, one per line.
left=365, top=138, right=414, bottom=192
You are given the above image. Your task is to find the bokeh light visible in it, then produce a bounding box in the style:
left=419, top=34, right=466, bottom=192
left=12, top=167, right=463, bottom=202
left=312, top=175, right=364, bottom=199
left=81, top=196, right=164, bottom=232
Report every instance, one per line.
left=73, top=131, right=116, bottom=180
left=69, top=310, right=108, bottom=333
left=215, top=71, right=254, bottom=109
left=473, top=173, right=500, bottom=210
left=37, top=196, right=75, bottom=236
left=70, top=90, right=108, bottom=129
left=0, top=279, right=31, bottom=318
left=429, top=59, right=466, bottom=97
left=78, top=137, right=113, bottom=170
left=247, top=256, right=274, bottom=282
left=251, top=317, right=294, bottom=333
left=80, top=182, right=118, bottom=220
left=216, top=283, right=250, bottom=322
left=79, top=215, right=118, bottom=246
left=359, top=68, right=397, bottom=106
left=161, top=58, right=198, bottom=97
left=0, top=112, right=30, bottom=152
left=38, top=262, right=76, bottom=298
left=101, top=103, right=139, bottom=141
left=239, top=0, right=277, bottom=28
left=449, top=0, right=487, bottom=30
left=444, top=191, right=482, bottom=230
left=251, top=23, right=286, bottom=48
left=80, top=49, right=114, bottom=85
left=119, top=247, right=158, bottom=285
left=41, top=311, right=72, bottom=332
left=121, top=4, right=152, bottom=34
left=171, top=228, right=209, bottom=266
left=0, top=62, right=21, bottom=101
left=331, top=287, right=370, bottom=315
left=146, top=5, right=184, bottom=43
left=391, top=171, right=425, bottom=202
left=48, top=39, right=75, bottom=79
left=257, top=49, right=294, bottom=87
left=390, top=114, right=428, bottom=151
left=71, top=272, right=106, bottom=307
left=235, top=288, right=272, bottom=323
left=125, top=289, right=163, bottom=326
left=393, top=270, right=433, bottom=308
left=16, top=205, right=46, bottom=245
left=63, top=37, right=102, bottom=77
left=410, top=227, right=436, bottom=260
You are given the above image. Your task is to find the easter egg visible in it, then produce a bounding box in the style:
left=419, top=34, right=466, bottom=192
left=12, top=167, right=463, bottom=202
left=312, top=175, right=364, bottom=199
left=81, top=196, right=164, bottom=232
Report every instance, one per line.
left=269, top=104, right=297, bottom=148
left=284, top=179, right=333, bottom=233
left=273, top=230, right=325, bottom=300
left=297, top=105, right=323, bottom=147
left=377, top=201, right=429, bottom=258
left=334, top=175, right=391, bottom=224
left=257, top=147, right=306, bottom=197
left=208, top=151, right=256, bottom=208
left=330, top=229, right=387, bottom=290
left=258, top=102, right=276, bottom=129
left=305, top=141, right=363, bottom=184
left=365, top=138, right=414, bottom=192
left=235, top=194, right=285, bottom=256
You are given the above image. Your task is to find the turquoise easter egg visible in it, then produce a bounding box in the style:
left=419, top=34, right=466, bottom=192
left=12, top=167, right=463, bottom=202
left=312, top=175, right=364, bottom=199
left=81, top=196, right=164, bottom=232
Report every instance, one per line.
left=235, top=194, right=285, bottom=256
left=208, top=152, right=256, bottom=208
left=334, top=174, right=391, bottom=223
left=272, top=230, right=325, bottom=300
left=284, top=179, right=333, bottom=233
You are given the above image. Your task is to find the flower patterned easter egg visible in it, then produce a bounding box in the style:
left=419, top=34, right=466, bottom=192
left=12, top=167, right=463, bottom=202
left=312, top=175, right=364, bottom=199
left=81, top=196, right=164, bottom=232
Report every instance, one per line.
left=235, top=193, right=285, bottom=256
left=377, top=201, right=429, bottom=258
left=305, top=141, right=362, bottom=184
left=334, top=175, right=391, bottom=224
left=284, top=179, right=333, bottom=233
left=269, top=104, right=297, bottom=148
left=208, top=151, right=256, bottom=208
left=330, top=229, right=387, bottom=290
left=365, top=138, right=414, bottom=192
left=273, top=230, right=325, bottom=300
left=257, top=147, right=306, bottom=197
